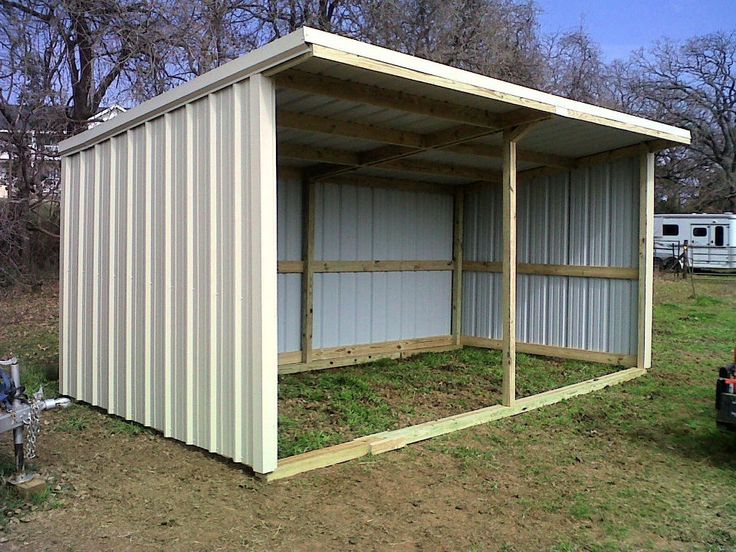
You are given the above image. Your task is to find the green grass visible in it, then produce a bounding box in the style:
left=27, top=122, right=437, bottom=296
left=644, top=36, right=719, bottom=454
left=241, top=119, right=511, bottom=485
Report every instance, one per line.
left=278, top=338, right=613, bottom=457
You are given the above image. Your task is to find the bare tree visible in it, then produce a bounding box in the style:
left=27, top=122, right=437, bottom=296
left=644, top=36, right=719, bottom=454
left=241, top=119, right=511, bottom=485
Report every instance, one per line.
left=358, top=0, right=545, bottom=86
left=247, top=0, right=362, bottom=39
left=624, top=33, right=736, bottom=212
left=0, top=0, right=169, bottom=281
left=542, top=26, right=606, bottom=103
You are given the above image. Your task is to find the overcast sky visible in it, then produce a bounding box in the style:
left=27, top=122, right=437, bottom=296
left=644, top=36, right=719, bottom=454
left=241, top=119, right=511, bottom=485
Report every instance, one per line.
left=536, top=0, right=735, bottom=60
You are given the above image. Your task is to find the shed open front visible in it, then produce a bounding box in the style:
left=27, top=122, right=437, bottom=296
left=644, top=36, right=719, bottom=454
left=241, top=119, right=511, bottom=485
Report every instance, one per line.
left=57, top=27, right=689, bottom=480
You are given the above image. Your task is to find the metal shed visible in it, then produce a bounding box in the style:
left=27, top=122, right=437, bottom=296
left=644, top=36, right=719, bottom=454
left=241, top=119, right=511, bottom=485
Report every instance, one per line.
left=57, top=27, right=690, bottom=479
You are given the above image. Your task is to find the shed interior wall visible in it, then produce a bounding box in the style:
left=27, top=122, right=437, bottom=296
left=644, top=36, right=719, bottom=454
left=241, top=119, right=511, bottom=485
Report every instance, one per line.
left=462, top=157, right=640, bottom=356
left=277, top=156, right=641, bottom=369
left=277, top=176, right=455, bottom=355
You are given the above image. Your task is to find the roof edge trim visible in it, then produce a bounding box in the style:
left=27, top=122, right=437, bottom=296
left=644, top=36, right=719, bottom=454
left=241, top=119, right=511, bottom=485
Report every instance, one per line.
left=302, top=27, right=690, bottom=145
left=58, top=29, right=312, bottom=156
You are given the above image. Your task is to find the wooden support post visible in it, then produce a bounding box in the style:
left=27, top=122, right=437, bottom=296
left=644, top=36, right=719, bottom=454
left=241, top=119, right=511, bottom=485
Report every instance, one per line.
left=637, top=152, right=655, bottom=370
left=502, top=130, right=518, bottom=407
left=452, top=190, right=464, bottom=345
left=301, top=179, right=316, bottom=364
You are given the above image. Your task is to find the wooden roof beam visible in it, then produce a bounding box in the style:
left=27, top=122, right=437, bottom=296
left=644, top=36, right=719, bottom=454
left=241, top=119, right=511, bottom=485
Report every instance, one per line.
left=277, top=109, right=572, bottom=169
left=278, top=142, right=500, bottom=182
left=275, top=70, right=547, bottom=129
left=518, top=138, right=681, bottom=181
left=303, top=111, right=548, bottom=181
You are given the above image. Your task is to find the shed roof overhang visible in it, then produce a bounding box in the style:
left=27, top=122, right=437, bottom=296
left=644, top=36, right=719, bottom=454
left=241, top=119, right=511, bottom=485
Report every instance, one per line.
left=58, top=26, right=690, bottom=186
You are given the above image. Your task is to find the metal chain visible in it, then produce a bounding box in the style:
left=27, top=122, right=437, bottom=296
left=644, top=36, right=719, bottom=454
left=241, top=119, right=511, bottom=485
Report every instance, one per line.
left=22, top=398, right=42, bottom=459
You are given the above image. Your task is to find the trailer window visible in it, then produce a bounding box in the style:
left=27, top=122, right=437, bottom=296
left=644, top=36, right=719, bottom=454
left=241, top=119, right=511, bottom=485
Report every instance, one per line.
left=715, top=226, right=724, bottom=246
left=662, top=224, right=679, bottom=236
left=693, top=227, right=707, bottom=237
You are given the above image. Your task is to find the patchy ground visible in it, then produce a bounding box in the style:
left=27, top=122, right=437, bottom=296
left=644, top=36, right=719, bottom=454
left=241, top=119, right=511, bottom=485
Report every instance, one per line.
left=0, top=275, right=735, bottom=551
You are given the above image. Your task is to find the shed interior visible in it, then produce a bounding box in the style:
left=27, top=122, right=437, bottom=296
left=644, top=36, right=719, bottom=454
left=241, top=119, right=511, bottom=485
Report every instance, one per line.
left=272, top=55, right=655, bottom=375
left=267, top=49, right=675, bottom=475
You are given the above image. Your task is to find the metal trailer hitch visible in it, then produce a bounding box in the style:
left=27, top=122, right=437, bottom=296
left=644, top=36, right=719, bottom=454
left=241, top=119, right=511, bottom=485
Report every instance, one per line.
left=0, top=357, right=71, bottom=485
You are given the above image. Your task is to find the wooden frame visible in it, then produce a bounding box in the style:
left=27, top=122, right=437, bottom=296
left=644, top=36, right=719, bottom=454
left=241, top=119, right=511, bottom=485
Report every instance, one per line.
left=279, top=336, right=458, bottom=375
left=277, top=110, right=574, bottom=170
left=460, top=336, right=637, bottom=367
left=452, top=190, right=464, bottom=345
left=462, top=262, right=638, bottom=280
left=300, top=179, right=316, bottom=364
left=265, top=366, right=645, bottom=481
left=275, top=160, right=643, bottom=377
left=501, top=129, right=518, bottom=407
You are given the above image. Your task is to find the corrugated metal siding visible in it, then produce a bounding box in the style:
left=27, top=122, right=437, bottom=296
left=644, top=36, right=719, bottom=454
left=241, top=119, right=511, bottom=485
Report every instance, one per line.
left=311, top=181, right=453, bottom=347
left=61, top=75, right=279, bottom=473
left=462, top=158, right=640, bottom=355
left=277, top=174, right=303, bottom=353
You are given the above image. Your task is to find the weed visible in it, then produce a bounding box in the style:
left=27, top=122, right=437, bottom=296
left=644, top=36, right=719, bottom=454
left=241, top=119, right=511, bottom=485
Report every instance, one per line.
left=106, top=417, right=146, bottom=436
left=56, top=413, right=88, bottom=432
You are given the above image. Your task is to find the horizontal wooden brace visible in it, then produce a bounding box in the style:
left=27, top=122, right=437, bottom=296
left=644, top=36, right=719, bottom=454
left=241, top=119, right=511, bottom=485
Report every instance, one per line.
left=446, top=142, right=575, bottom=170
left=278, top=260, right=454, bottom=274
left=264, top=366, right=646, bottom=480
left=278, top=261, right=304, bottom=273
left=279, top=336, right=458, bottom=374
left=278, top=169, right=457, bottom=195
left=460, top=336, right=637, bottom=367
left=321, top=174, right=457, bottom=195
left=278, top=110, right=425, bottom=148
left=278, top=351, right=302, bottom=364
left=462, top=261, right=638, bottom=280
left=310, top=335, right=455, bottom=362
left=316, top=260, right=453, bottom=273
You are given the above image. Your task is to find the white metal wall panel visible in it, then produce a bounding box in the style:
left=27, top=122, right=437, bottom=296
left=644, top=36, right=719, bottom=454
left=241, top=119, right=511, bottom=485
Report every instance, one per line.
left=277, top=175, right=303, bottom=353
left=462, top=272, right=503, bottom=340
left=311, top=182, right=453, bottom=348
left=313, top=272, right=453, bottom=347
left=462, top=185, right=502, bottom=263
left=315, top=182, right=453, bottom=260
left=60, top=75, right=279, bottom=473
left=462, top=158, right=640, bottom=355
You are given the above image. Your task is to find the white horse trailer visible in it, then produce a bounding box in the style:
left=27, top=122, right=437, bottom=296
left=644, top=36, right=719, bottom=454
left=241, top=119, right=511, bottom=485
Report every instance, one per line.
left=654, top=213, right=736, bottom=270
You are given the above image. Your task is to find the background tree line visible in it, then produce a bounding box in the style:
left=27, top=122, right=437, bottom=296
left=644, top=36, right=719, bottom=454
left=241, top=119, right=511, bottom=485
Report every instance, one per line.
left=0, top=0, right=734, bottom=283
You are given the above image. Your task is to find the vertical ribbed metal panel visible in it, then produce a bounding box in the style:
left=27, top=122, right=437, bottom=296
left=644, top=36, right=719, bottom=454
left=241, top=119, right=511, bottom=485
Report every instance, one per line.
left=277, top=175, right=303, bottom=353
left=463, top=185, right=502, bottom=263
left=462, top=185, right=503, bottom=341
left=60, top=76, right=279, bottom=473
left=312, top=182, right=453, bottom=348
left=463, top=158, right=639, bottom=355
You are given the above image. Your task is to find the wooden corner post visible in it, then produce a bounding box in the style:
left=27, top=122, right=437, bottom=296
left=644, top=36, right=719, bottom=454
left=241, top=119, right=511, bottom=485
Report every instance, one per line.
left=301, top=178, right=316, bottom=364
left=502, top=130, right=519, bottom=407
left=637, top=152, right=655, bottom=370
left=452, top=189, right=464, bottom=345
